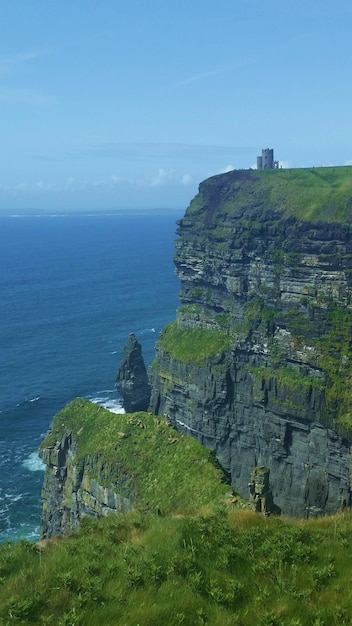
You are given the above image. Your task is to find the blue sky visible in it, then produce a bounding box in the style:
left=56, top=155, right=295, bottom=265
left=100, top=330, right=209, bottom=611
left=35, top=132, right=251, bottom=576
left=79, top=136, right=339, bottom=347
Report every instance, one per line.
left=1, top=0, right=352, bottom=212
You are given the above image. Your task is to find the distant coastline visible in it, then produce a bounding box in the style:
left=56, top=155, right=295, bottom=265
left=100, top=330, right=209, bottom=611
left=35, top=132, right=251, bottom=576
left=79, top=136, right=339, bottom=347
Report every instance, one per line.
left=0, top=207, right=183, bottom=218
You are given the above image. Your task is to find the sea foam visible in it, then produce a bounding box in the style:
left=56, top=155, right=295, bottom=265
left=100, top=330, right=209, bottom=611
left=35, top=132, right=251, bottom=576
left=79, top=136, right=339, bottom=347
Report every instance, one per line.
left=89, top=392, right=125, bottom=415
left=22, top=452, right=46, bottom=472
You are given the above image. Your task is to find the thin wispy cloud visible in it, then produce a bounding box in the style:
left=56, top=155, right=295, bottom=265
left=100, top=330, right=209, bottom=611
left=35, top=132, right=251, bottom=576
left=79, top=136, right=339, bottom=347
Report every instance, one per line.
left=172, top=57, right=258, bottom=89
left=0, top=86, right=55, bottom=106
left=0, top=49, right=48, bottom=64
left=77, top=142, right=256, bottom=161
left=0, top=48, right=50, bottom=76
left=0, top=46, right=55, bottom=105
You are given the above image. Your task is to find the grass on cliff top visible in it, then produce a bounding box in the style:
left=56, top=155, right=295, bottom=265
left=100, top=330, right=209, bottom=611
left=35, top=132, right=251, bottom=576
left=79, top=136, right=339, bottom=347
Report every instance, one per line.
left=157, top=320, right=231, bottom=364
left=40, top=398, right=230, bottom=516
left=2, top=509, right=352, bottom=625
left=187, top=165, right=352, bottom=224
left=265, top=166, right=352, bottom=222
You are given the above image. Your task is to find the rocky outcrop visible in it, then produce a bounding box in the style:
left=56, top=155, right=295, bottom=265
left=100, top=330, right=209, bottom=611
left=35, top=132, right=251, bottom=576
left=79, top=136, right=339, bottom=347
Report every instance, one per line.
left=39, top=399, right=231, bottom=538
left=116, top=333, right=151, bottom=412
left=149, top=167, right=352, bottom=517
left=248, top=466, right=277, bottom=515
left=39, top=432, right=133, bottom=538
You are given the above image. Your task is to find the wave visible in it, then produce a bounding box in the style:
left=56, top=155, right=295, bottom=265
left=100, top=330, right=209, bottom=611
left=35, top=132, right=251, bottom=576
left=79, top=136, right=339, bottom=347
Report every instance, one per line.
left=0, top=522, right=41, bottom=543
left=15, top=396, right=41, bottom=408
left=22, top=452, right=46, bottom=472
left=139, top=327, right=156, bottom=335
left=88, top=393, right=125, bottom=415
left=4, top=492, right=24, bottom=502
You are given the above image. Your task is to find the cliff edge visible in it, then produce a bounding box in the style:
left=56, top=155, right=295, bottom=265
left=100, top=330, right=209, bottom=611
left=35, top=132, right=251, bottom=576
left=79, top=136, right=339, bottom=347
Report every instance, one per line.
left=149, top=166, right=352, bottom=518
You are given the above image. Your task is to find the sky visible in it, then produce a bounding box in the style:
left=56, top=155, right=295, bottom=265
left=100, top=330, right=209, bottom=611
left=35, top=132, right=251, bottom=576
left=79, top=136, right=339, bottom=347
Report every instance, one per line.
left=1, top=0, right=352, bottom=213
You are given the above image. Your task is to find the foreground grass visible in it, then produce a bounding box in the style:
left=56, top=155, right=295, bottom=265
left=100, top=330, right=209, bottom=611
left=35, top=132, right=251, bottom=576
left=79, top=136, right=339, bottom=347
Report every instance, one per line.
left=5, top=399, right=352, bottom=624
left=2, top=509, right=352, bottom=625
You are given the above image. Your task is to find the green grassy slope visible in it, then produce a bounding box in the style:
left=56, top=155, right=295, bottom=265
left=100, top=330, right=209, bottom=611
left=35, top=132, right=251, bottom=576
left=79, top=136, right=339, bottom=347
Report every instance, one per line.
left=263, top=166, right=352, bottom=222
left=1, top=399, right=350, bottom=624
left=2, top=509, right=352, bottom=625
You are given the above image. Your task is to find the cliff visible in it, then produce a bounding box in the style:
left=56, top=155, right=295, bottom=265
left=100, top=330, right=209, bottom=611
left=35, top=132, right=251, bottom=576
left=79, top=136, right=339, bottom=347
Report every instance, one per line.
left=39, top=398, right=230, bottom=538
left=149, top=166, right=352, bottom=518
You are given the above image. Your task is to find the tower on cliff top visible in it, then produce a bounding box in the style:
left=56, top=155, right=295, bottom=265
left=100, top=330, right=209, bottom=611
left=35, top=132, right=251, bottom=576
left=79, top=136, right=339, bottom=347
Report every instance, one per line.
left=257, top=148, right=279, bottom=170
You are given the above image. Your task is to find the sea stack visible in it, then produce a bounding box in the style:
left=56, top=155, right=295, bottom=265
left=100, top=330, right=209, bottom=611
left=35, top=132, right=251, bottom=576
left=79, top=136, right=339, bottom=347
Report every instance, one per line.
left=116, top=333, right=151, bottom=412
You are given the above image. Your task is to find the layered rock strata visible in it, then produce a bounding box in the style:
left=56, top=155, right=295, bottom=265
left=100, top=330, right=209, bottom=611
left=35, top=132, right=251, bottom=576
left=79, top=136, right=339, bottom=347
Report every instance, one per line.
left=116, top=333, right=151, bottom=412
left=149, top=167, right=352, bottom=517
left=40, top=431, right=133, bottom=537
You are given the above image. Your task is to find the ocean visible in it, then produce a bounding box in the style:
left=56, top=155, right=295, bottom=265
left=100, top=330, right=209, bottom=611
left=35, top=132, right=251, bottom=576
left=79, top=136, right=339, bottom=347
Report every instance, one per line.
left=0, top=211, right=182, bottom=542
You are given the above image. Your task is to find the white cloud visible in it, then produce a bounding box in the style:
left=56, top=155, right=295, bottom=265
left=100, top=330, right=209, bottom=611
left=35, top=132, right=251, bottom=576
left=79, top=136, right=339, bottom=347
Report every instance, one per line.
left=149, top=168, right=170, bottom=187
left=11, top=182, right=29, bottom=194
left=220, top=164, right=234, bottom=174
left=0, top=168, right=196, bottom=199
left=208, top=164, right=234, bottom=176
left=180, top=173, right=193, bottom=186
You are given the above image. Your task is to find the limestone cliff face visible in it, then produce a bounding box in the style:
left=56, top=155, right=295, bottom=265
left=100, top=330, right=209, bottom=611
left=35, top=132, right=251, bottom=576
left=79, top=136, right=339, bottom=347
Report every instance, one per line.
left=40, top=431, right=132, bottom=538
left=149, top=167, right=352, bottom=517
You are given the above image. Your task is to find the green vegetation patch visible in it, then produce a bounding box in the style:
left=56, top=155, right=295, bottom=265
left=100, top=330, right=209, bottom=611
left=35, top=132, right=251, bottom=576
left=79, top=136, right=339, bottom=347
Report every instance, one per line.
left=238, top=296, right=278, bottom=339
left=2, top=509, right=352, bottom=625
left=316, top=304, right=352, bottom=431
left=249, top=365, right=325, bottom=394
left=158, top=320, right=231, bottom=364
left=177, top=305, right=232, bottom=330
left=246, top=299, right=352, bottom=430
left=40, top=399, right=230, bottom=515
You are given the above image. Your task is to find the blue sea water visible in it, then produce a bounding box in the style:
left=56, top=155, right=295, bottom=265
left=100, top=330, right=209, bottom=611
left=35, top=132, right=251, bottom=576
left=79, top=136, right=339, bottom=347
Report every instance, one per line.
left=0, top=211, right=182, bottom=542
